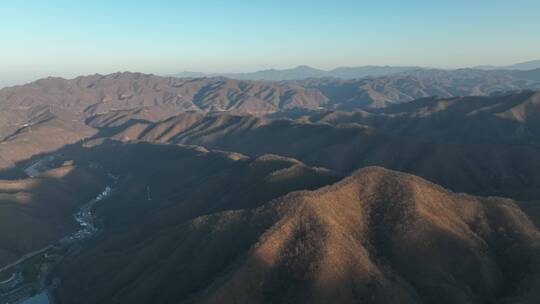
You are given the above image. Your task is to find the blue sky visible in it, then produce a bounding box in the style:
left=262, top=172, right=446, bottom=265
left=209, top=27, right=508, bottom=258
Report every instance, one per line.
left=1, top=0, right=539, bottom=87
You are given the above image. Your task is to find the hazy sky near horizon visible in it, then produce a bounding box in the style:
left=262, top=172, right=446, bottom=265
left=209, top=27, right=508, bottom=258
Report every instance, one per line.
left=1, top=0, right=539, bottom=87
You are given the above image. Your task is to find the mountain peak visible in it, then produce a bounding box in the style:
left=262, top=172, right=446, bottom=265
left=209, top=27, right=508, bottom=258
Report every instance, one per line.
left=294, top=65, right=318, bottom=70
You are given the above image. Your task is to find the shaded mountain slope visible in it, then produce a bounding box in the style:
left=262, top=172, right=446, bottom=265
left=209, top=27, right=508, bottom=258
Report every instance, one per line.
left=52, top=140, right=339, bottom=229
left=0, top=138, right=336, bottom=269
left=54, top=167, right=540, bottom=304
left=302, top=91, right=540, bottom=144
left=0, top=163, right=108, bottom=266
left=96, top=112, right=540, bottom=201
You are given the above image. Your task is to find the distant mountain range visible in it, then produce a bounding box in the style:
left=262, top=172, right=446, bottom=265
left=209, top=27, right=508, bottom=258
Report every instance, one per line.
left=475, top=59, right=540, bottom=71
left=173, top=59, right=540, bottom=81
left=0, top=68, right=538, bottom=130
left=174, top=65, right=423, bottom=80
left=1, top=68, right=540, bottom=168
left=296, top=68, right=540, bottom=108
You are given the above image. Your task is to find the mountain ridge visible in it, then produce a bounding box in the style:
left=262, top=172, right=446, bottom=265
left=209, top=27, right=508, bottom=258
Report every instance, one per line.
left=173, top=65, right=422, bottom=81
left=173, top=60, right=540, bottom=80
left=53, top=166, right=540, bottom=304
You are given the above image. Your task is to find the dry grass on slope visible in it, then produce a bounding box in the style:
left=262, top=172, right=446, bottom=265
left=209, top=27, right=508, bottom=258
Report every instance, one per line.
left=201, top=167, right=540, bottom=304
left=52, top=166, right=540, bottom=304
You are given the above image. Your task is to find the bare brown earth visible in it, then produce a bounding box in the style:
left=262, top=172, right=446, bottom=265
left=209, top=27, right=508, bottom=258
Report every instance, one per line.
left=0, top=73, right=327, bottom=117
left=54, top=167, right=540, bottom=304
left=0, top=116, right=95, bottom=169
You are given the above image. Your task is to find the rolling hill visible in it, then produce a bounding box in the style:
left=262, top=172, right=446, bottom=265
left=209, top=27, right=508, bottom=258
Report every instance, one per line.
left=1, top=67, right=539, bottom=135
left=90, top=105, right=540, bottom=201
left=299, top=90, right=540, bottom=144
left=53, top=167, right=540, bottom=304
left=0, top=73, right=328, bottom=118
